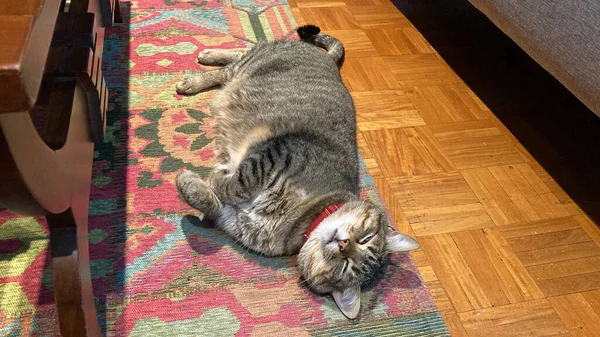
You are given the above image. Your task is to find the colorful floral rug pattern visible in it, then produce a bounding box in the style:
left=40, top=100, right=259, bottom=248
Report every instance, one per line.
left=0, top=0, right=449, bottom=335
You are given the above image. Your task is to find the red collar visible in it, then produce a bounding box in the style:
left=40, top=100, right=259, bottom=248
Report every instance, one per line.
left=303, top=204, right=344, bottom=245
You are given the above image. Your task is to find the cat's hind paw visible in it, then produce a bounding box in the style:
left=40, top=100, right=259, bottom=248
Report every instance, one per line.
left=176, top=78, right=202, bottom=95
left=197, top=48, right=246, bottom=66
left=197, top=49, right=222, bottom=66
left=176, top=70, right=226, bottom=95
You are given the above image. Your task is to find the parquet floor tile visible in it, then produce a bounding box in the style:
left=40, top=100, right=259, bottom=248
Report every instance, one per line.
left=294, top=1, right=600, bottom=335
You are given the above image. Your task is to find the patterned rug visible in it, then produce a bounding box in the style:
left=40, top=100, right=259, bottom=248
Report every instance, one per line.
left=0, top=1, right=449, bottom=336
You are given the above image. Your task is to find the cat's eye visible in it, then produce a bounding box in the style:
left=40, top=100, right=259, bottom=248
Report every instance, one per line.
left=359, top=234, right=375, bottom=245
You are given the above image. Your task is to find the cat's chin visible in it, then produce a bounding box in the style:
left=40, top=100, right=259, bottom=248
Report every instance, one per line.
left=302, top=237, right=336, bottom=262
left=312, top=226, right=345, bottom=260
left=318, top=223, right=339, bottom=244
left=325, top=228, right=337, bottom=244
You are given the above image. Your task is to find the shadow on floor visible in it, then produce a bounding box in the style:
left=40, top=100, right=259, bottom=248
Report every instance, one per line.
left=86, top=2, right=131, bottom=333
left=392, top=0, right=600, bottom=224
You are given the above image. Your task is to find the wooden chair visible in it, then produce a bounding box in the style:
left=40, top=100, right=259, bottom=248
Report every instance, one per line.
left=0, top=0, right=120, bottom=335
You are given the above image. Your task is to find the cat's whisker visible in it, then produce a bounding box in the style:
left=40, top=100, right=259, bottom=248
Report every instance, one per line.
left=297, top=272, right=322, bottom=286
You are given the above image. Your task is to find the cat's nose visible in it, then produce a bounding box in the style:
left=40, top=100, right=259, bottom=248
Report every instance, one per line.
left=338, top=239, right=349, bottom=251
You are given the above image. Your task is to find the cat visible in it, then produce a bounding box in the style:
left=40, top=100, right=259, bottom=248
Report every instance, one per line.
left=175, top=25, right=420, bottom=319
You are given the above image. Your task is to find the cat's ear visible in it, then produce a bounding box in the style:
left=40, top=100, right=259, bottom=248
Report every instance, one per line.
left=386, top=230, right=420, bottom=252
left=332, top=286, right=361, bottom=319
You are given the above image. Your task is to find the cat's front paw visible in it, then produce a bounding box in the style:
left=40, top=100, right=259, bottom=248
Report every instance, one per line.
left=176, top=170, right=203, bottom=196
left=176, top=170, right=222, bottom=217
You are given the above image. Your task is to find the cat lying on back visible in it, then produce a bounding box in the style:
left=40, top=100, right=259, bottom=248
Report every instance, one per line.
left=175, top=25, right=420, bottom=319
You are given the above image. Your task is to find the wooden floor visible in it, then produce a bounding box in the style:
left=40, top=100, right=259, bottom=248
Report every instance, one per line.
left=290, top=0, right=600, bottom=336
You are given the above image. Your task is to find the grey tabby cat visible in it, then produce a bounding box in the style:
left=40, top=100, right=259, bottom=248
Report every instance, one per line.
left=175, top=25, right=420, bottom=319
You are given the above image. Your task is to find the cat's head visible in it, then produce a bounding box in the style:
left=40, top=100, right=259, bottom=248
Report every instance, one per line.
left=297, top=201, right=419, bottom=319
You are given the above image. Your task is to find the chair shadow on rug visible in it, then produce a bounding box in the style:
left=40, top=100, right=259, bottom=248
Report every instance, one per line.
left=180, top=215, right=221, bottom=256
left=180, top=215, right=291, bottom=270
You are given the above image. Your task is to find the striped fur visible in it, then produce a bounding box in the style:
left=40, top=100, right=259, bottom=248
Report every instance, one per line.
left=176, top=26, right=419, bottom=318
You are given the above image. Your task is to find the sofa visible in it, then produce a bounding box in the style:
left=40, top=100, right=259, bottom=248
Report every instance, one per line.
left=468, top=0, right=600, bottom=117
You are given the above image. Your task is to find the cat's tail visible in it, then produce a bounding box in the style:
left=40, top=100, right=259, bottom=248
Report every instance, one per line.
left=297, top=25, right=345, bottom=68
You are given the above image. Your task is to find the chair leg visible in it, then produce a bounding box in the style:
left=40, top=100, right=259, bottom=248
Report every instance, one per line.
left=48, top=211, right=102, bottom=337
left=114, top=0, right=123, bottom=24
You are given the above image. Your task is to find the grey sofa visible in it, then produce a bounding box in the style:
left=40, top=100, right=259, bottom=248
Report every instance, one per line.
left=469, top=0, right=600, bottom=117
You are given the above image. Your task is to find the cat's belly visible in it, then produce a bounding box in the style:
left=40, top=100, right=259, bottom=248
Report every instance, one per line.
left=224, top=125, right=272, bottom=172
left=210, top=82, right=275, bottom=171
left=218, top=188, right=307, bottom=256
